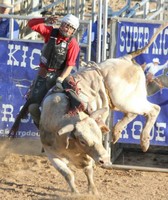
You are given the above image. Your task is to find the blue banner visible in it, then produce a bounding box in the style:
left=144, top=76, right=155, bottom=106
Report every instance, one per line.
left=0, top=40, right=43, bottom=138
left=114, top=21, right=168, bottom=146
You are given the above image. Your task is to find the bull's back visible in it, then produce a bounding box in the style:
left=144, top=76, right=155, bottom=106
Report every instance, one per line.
left=98, top=56, right=147, bottom=110
left=39, top=93, right=81, bottom=151
left=40, top=93, right=69, bottom=130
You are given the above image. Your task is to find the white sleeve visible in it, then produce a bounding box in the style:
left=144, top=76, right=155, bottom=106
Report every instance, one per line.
left=157, top=62, right=168, bottom=71
left=144, top=63, right=152, bottom=71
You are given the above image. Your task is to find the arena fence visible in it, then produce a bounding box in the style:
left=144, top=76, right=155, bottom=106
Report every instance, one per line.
left=3, top=0, right=168, bottom=62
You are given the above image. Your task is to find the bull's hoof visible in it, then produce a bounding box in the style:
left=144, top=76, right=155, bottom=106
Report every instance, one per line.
left=88, top=187, right=99, bottom=195
left=41, top=147, right=45, bottom=153
left=140, top=139, right=150, bottom=152
left=71, top=188, right=79, bottom=194
left=112, top=133, right=121, bottom=144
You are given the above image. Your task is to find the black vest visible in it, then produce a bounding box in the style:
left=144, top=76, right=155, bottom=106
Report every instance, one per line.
left=40, top=29, right=72, bottom=70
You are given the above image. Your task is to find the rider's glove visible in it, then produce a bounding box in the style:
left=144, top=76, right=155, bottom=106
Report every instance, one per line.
left=55, top=77, right=63, bottom=90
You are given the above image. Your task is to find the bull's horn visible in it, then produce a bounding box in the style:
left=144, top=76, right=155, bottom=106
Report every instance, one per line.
left=130, top=22, right=168, bottom=59
left=90, top=108, right=108, bottom=119
left=58, top=124, right=75, bottom=135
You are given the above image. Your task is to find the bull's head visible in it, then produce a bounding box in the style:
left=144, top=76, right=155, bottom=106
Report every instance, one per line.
left=57, top=108, right=110, bottom=165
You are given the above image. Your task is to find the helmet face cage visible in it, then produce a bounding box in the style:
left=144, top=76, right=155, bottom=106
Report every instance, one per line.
left=59, top=22, right=76, bottom=37
left=61, top=22, right=76, bottom=31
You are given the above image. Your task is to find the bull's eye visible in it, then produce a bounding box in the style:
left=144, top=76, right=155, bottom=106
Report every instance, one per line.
left=79, top=140, right=86, bottom=146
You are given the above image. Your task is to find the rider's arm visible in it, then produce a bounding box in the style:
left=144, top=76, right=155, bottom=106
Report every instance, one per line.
left=27, top=18, right=53, bottom=41
left=57, top=38, right=80, bottom=82
left=58, top=66, right=74, bottom=82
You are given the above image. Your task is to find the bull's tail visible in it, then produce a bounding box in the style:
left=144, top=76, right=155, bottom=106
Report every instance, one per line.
left=8, top=99, right=32, bottom=138
left=130, top=22, right=168, bottom=59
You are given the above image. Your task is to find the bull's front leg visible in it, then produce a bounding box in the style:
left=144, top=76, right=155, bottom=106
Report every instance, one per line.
left=112, top=113, right=137, bottom=143
left=45, top=150, right=79, bottom=193
left=84, top=163, right=98, bottom=195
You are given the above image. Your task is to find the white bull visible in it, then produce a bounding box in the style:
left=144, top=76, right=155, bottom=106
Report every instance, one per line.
left=40, top=93, right=110, bottom=194
left=39, top=22, right=167, bottom=194
left=74, top=22, right=168, bottom=152
left=73, top=57, right=160, bottom=152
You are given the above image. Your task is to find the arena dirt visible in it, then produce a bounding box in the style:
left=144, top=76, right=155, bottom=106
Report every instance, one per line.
left=0, top=138, right=167, bottom=200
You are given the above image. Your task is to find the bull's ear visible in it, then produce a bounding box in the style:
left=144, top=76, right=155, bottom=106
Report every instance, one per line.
left=95, top=118, right=110, bottom=134
left=90, top=108, right=110, bottom=134
left=58, top=124, right=75, bottom=136
left=100, top=124, right=110, bottom=134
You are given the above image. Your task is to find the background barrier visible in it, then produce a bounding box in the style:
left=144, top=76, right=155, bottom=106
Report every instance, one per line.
left=0, top=18, right=168, bottom=147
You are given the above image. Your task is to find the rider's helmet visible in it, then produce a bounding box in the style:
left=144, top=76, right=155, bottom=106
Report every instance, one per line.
left=59, top=14, right=79, bottom=37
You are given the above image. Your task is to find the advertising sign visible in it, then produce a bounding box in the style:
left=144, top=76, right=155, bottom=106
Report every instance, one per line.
left=114, top=21, right=168, bottom=146
left=0, top=40, right=43, bottom=138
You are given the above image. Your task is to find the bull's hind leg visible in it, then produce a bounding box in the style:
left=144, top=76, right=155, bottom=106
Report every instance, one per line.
left=112, top=113, right=137, bottom=144
left=45, top=150, right=79, bottom=193
left=140, top=103, right=160, bottom=152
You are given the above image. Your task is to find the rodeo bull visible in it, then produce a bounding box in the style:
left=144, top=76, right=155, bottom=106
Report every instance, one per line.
left=40, top=92, right=110, bottom=194
left=9, top=22, right=168, bottom=195
left=37, top=22, right=168, bottom=194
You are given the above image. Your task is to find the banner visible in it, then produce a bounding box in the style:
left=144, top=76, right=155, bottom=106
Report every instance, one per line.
left=114, top=21, right=168, bottom=146
left=0, top=40, right=43, bottom=138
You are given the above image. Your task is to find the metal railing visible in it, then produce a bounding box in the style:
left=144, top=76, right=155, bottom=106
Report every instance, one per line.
left=124, top=0, right=166, bottom=20
left=0, top=0, right=167, bottom=62
left=0, top=13, right=92, bottom=62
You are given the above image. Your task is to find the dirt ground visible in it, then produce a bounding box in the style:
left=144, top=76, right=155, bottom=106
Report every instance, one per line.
left=0, top=138, right=168, bottom=200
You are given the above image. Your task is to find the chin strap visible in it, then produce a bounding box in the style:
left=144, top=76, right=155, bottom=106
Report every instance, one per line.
left=59, top=27, right=76, bottom=38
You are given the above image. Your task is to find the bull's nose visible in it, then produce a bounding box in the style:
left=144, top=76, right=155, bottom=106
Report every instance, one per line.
left=98, top=158, right=105, bottom=165
left=98, top=155, right=111, bottom=166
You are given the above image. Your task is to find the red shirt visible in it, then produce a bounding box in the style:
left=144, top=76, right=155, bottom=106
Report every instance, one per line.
left=28, top=18, right=80, bottom=68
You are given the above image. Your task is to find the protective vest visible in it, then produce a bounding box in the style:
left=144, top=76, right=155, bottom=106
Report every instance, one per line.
left=40, top=29, right=72, bottom=70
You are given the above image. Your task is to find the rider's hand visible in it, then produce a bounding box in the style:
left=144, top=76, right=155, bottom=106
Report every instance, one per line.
left=55, top=77, right=63, bottom=90
left=44, top=16, right=58, bottom=24
left=55, top=81, right=63, bottom=90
